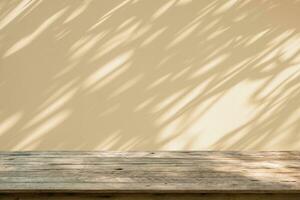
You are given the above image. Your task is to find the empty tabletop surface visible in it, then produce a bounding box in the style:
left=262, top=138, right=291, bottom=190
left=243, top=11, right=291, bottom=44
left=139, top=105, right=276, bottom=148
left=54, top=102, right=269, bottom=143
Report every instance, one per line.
left=0, top=151, right=300, bottom=193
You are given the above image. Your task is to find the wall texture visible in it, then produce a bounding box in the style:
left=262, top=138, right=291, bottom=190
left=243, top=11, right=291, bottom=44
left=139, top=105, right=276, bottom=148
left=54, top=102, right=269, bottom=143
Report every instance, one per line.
left=0, top=0, right=299, bottom=151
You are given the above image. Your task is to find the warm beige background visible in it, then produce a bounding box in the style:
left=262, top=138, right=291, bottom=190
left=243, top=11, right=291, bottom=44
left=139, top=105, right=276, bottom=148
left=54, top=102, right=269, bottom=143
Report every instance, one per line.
left=0, top=0, right=299, bottom=151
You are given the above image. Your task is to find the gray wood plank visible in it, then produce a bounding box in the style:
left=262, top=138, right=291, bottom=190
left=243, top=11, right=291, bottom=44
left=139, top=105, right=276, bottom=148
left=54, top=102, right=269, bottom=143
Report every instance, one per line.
left=0, top=151, right=299, bottom=193
left=1, top=193, right=300, bottom=200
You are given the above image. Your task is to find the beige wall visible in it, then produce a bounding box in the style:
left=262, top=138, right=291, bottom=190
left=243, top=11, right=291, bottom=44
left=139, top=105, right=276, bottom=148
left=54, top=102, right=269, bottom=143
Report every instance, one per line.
left=0, top=0, right=299, bottom=151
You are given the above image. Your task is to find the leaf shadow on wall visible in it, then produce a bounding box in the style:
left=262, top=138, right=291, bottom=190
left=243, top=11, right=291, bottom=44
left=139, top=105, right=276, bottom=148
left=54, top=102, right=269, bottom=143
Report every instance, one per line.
left=0, top=0, right=299, bottom=150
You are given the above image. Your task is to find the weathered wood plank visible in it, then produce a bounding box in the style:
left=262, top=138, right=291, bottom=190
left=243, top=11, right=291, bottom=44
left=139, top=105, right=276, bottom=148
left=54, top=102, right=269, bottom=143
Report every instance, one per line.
left=0, top=151, right=299, bottom=193
left=0, top=193, right=300, bottom=200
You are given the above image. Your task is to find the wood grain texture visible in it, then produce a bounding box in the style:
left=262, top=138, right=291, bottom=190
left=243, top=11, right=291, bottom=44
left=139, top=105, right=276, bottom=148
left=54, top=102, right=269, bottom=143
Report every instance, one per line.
left=0, top=151, right=299, bottom=193
left=1, top=193, right=300, bottom=200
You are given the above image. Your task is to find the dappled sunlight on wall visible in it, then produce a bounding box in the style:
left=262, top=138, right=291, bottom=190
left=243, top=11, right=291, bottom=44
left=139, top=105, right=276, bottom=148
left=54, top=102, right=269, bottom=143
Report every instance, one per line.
left=0, top=0, right=299, bottom=150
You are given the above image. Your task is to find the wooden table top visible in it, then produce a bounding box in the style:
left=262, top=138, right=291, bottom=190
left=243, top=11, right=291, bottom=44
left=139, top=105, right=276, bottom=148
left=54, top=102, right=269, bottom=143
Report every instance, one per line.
left=0, top=151, right=299, bottom=193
